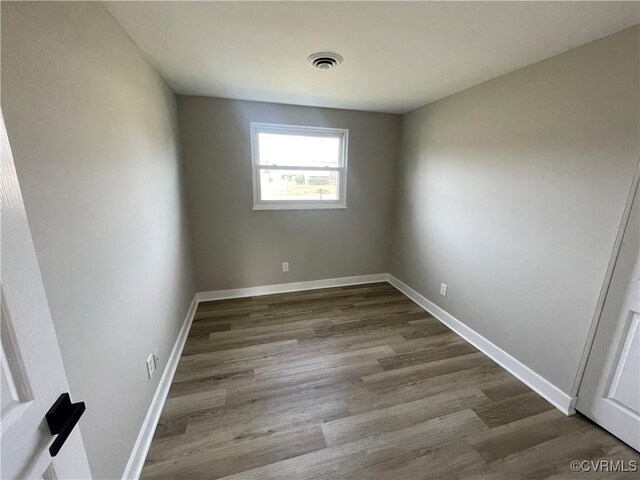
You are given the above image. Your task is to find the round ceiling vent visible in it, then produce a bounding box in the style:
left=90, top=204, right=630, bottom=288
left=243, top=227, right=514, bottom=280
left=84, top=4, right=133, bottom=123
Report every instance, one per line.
left=307, top=52, right=343, bottom=70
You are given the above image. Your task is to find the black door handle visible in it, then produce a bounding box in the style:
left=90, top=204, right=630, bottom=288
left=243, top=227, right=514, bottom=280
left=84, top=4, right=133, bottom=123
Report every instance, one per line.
left=45, top=393, right=86, bottom=457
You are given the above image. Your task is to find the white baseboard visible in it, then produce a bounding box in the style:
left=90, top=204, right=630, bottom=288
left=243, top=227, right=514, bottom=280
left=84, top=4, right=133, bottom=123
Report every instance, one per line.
left=196, top=273, right=389, bottom=302
left=122, top=274, right=387, bottom=479
left=386, top=274, right=577, bottom=416
left=124, top=272, right=576, bottom=479
left=122, top=295, right=199, bottom=480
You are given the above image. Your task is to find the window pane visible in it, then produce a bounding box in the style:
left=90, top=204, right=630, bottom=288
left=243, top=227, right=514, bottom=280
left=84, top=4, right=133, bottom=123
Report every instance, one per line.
left=260, top=169, right=340, bottom=201
left=258, top=133, right=341, bottom=167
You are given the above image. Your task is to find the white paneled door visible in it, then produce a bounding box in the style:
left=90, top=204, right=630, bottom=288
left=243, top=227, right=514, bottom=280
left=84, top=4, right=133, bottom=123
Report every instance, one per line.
left=577, top=177, right=640, bottom=451
left=0, top=112, right=92, bottom=479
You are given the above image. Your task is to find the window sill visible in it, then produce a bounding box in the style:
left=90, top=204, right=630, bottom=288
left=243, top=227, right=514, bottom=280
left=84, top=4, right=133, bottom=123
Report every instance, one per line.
left=253, top=203, right=347, bottom=211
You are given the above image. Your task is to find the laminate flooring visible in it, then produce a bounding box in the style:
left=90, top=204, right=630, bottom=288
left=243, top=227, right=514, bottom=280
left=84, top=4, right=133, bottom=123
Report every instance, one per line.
left=141, top=282, right=640, bottom=479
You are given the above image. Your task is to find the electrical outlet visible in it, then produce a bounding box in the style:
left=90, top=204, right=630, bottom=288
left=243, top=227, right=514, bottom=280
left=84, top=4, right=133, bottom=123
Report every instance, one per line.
left=440, top=283, right=448, bottom=296
left=146, top=353, right=156, bottom=379
left=282, top=261, right=289, bottom=272
left=153, top=348, right=159, bottom=369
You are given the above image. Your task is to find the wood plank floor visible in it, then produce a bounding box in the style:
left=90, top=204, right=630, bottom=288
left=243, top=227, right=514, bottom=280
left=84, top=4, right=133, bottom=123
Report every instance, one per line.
left=141, top=282, right=639, bottom=479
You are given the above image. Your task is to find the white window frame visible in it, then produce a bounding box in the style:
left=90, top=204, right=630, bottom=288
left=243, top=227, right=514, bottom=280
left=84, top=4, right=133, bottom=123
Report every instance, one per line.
left=250, top=122, right=348, bottom=210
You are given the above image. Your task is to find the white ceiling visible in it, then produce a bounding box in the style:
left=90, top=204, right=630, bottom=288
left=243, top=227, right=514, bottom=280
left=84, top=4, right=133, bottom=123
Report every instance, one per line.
left=105, top=1, right=640, bottom=114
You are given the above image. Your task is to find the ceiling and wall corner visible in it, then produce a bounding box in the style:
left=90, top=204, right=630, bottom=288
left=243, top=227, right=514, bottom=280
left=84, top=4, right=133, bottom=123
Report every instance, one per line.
left=389, top=25, right=640, bottom=395
left=176, top=96, right=402, bottom=291
left=1, top=2, right=197, bottom=478
left=104, top=1, right=639, bottom=114
left=2, top=2, right=639, bottom=477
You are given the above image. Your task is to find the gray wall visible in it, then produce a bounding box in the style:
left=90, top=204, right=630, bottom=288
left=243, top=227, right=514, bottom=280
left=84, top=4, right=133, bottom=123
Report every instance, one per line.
left=391, top=25, right=639, bottom=394
left=178, top=96, right=401, bottom=291
left=2, top=2, right=637, bottom=475
left=1, top=2, right=196, bottom=478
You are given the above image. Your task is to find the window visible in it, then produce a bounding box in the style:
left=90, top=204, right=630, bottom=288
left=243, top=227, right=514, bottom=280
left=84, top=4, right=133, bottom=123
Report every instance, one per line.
left=250, top=123, right=348, bottom=210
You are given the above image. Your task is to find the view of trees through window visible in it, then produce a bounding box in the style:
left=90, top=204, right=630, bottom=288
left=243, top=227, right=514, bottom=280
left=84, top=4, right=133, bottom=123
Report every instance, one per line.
left=260, top=169, right=339, bottom=200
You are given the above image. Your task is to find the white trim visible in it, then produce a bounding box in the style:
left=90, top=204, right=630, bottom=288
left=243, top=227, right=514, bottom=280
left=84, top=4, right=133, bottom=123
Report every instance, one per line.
left=122, top=274, right=386, bottom=479
left=125, top=271, right=580, bottom=478
left=254, top=165, right=344, bottom=172
left=122, top=295, right=199, bottom=480
left=250, top=122, right=348, bottom=210
left=606, top=313, right=639, bottom=405
left=253, top=203, right=347, bottom=211
left=571, top=159, right=640, bottom=397
left=196, top=274, right=388, bottom=302
left=386, top=274, right=577, bottom=416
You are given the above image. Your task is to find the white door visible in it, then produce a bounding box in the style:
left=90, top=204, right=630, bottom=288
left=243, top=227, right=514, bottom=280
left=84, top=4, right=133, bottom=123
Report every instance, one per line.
left=577, top=177, right=640, bottom=451
left=0, top=112, right=92, bottom=479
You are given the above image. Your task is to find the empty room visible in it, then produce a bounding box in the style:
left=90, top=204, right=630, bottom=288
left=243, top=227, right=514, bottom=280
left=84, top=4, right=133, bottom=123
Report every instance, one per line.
left=1, top=1, right=639, bottom=479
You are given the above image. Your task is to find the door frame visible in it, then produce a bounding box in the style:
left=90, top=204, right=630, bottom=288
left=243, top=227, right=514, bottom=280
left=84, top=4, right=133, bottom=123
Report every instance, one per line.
left=570, top=158, right=640, bottom=400
left=1, top=110, right=92, bottom=478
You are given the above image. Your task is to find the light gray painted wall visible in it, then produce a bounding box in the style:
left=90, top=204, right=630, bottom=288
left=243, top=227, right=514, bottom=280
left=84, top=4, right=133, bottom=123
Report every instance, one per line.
left=1, top=2, right=196, bottom=478
left=391, top=25, right=639, bottom=394
left=178, top=96, right=401, bottom=291
left=2, top=2, right=636, bottom=474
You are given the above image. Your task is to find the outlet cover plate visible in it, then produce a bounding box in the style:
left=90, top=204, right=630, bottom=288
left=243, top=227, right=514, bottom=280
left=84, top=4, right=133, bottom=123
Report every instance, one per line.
left=146, top=353, right=156, bottom=379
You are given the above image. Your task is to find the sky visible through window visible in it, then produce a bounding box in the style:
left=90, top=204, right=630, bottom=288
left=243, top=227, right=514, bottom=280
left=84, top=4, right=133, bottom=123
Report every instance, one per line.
left=258, top=133, right=340, bottom=167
